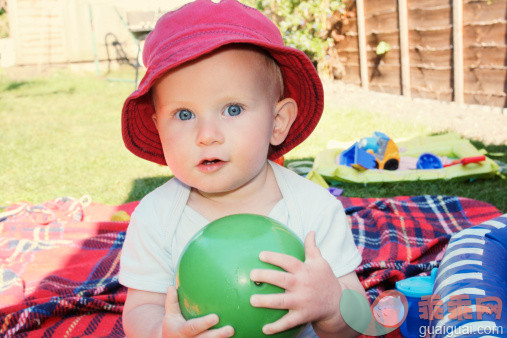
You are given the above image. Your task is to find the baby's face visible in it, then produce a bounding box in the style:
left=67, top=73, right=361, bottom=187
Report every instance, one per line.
left=152, top=47, right=281, bottom=194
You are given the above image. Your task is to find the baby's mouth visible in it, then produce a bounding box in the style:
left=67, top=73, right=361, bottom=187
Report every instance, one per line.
left=200, top=159, right=222, bottom=165
left=197, top=158, right=226, bottom=172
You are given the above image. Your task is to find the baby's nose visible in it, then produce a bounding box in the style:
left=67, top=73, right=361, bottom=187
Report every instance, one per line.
left=195, top=120, right=225, bottom=146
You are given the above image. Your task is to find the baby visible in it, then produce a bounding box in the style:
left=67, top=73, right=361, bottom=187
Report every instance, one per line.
left=119, top=0, right=365, bottom=337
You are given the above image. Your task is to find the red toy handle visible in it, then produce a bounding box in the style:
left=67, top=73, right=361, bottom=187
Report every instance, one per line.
left=443, top=155, right=486, bottom=167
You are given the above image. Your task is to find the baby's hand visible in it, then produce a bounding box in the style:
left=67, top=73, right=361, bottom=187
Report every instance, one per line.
left=163, top=287, right=234, bottom=337
left=249, top=231, right=342, bottom=335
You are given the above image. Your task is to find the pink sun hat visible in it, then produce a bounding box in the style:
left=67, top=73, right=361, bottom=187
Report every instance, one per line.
left=121, top=0, right=324, bottom=165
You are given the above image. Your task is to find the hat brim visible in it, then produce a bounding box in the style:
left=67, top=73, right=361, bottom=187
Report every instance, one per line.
left=122, top=33, right=323, bottom=165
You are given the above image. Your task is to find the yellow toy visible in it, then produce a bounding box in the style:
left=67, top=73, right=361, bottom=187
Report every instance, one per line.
left=360, top=132, right=400, bottom=170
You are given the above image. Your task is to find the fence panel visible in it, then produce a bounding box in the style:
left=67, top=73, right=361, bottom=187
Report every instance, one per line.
left=333, top=0, right=507, bottom=107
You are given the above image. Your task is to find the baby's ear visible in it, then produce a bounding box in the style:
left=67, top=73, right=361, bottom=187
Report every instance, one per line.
left=270, top=98, right=297, bottom=146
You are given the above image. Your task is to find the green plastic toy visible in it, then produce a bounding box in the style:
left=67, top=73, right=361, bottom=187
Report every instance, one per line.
left=177, top=214, right=305, bottom=337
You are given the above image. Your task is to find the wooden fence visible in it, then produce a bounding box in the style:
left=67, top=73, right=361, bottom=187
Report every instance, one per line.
left=332, top=0, right=507, bottom=107
left=4, top=0, right=187, bottom=68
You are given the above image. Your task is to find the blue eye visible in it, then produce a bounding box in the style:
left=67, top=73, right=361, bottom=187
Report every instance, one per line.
left=176, top=109, right=194, bottom=120
left=224, top=104, right=242, bottom=117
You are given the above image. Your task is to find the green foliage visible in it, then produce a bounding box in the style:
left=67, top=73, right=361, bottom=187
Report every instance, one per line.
left=375, top=41, right=391, bottom=55
left=241, top=0, right=345, bottom=64
left=0, top=7, right=8, bottom=38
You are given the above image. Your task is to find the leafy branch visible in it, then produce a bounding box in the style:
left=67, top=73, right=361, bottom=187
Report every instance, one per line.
left=241, top=0, right=353, bottom=76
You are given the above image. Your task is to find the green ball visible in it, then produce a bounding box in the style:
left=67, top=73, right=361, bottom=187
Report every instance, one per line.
left=177, top=214, right=306, bottom=337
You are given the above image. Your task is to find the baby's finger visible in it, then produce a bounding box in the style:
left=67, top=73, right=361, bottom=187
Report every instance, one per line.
left=180, top=314, right=219, bottom=336
left=250, top=292, right=295, bottom=310
left=262, top=312, right=304, bottom=336
left=199, top=324, right=235, bottom=338
left=250, top=268, right=294, bottom=290
left=165, top=286, right=181, bottom=314
left=304, top=231, right=321, bottom=259
left=259, top=251, right=302, bottom=273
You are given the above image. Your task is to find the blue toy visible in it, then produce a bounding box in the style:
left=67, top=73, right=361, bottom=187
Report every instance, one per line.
left=339, top=132, right=400, bottom=171
left=396, top=268, right=438, bottom=337
left=358, top=136, right=379, bottom=153
left=339, top=143, right=376, bottom=170
left=416, top=153, right=443, bottom=170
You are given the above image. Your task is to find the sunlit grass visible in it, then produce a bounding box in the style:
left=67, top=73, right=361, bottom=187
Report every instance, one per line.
left=1, top=69, right=169, bottom=205
left=1, top=68, right=505, bottom=211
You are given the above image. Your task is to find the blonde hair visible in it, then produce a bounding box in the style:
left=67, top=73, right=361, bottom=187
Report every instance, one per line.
left=222, top=43, right=284, bottom=102
left=259, top=48, right=284, bottom=101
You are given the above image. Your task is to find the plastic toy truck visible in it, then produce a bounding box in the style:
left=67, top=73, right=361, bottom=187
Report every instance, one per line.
left=359, top=132, right=400, bottom=170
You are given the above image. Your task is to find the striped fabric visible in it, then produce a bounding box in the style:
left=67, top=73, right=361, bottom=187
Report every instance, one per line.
left=0, top=196, right=501, bottom=337
left=428, top=214, right=506, bottom=338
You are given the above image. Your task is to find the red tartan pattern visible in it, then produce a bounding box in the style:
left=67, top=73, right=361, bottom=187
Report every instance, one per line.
left=0, top=195, right=500, bottom=337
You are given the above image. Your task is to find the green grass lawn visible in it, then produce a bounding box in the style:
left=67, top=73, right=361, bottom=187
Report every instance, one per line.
left=1, top=68, right=505, bottom=212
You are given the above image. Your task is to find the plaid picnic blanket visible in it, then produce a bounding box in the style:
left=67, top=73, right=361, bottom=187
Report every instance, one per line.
left=0, top=195, right=501, bottom=337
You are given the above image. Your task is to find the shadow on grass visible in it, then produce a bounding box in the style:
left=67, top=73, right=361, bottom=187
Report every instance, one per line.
left=4, top=81, right=29, bottom=91
left=15, top=87, right=76, bottom=97
left=124, top=175, right=173, bottom=203
left=1, top=78, right=77, bottom=96
left=471, top=140, right=507, bottom=163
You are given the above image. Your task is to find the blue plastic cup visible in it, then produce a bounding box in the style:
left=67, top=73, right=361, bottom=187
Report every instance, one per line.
left=395, top=268, right=438, bottom=337
left=416, top=153, right=443, bottom=170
